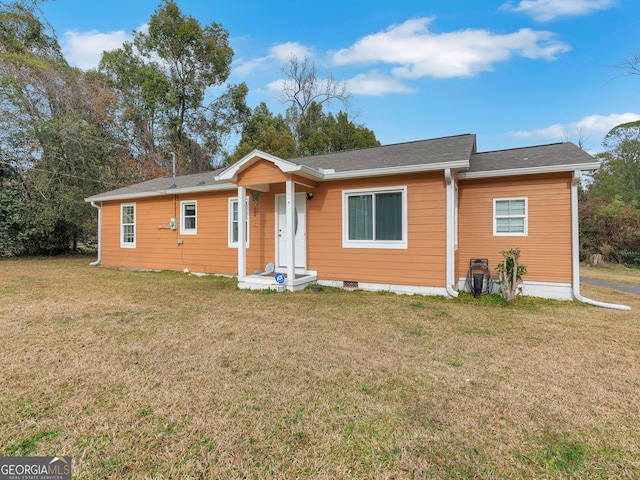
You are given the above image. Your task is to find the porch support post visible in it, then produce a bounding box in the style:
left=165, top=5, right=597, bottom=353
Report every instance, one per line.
left=285, top=178, right=296, bottom=289
left=237, top=185, right=246, bottom=280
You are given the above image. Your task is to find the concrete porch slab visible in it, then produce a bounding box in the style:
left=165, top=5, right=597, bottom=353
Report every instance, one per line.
left=238, top=272, right=318, bottom=292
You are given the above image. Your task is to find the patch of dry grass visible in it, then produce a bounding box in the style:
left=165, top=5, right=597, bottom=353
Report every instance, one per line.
left=1, top=257, right=639, bottom=479
left=581, top=264, right=640, bottom=285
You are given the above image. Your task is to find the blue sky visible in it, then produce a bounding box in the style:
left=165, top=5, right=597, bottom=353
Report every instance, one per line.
left=40, top=0, right=639, bottom=154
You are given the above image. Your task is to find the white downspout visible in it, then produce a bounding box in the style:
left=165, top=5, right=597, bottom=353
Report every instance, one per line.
left=444, top=169, right=459, bottom=298
left=90, top=201, right=102, bottom=266
left=571, top=171, right=630, bottom=310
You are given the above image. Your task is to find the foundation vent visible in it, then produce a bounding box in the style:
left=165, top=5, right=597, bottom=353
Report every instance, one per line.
left=343, top=281, right=359, bottom=290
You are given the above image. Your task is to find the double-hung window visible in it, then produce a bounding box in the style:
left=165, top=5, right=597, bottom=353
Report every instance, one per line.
left=180, top=201, right=197, bottom=235
left=343, top=186, right=407, bottom=249
left=120, top=203, right=136, bottom=248
left=228, top=197, right=249, bottom=247
left=494, top=198, right=527, bottom=236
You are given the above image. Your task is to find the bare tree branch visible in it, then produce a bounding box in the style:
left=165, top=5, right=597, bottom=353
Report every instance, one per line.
left=614, top=49, right=640, bottom=78
left=563, top=122, right=590, bottom=151
left=278, top=55, right=351, bottom=118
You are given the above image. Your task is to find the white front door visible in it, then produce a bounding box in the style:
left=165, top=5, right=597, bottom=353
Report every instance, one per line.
left=277, top=193, right=307, bottom=268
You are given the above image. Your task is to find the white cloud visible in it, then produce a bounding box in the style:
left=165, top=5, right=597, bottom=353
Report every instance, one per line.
left=61, top=29, right=132, bottom=70
left=508, top=112, right=640, bottom=148
left=502, top=0, right=617, bottom=22
left=234, top=42, right=313, bottom=76
left=233, top=56, right=268, bottom=77
left=266, top=78, right=287, bottom=96
left=269, top=42, right=313, bottom=63
left=333, top=17, right=570, bottom=79
left=346, top=71, right=416, bottom=96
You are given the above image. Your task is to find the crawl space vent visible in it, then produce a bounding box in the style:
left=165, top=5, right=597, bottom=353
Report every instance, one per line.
left=343, top=281, right=359, bottom=290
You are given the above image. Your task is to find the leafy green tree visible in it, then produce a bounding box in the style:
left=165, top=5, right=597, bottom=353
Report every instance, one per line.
left=324, top=111, right=380, bottom=152
left=0, top=186, right=29, bottom=255
left=100, top=43, right=170, bottom=179
left=203, top=82, right=251, bottom=164
left=228, top=102, right=296, bottom=162
left=100, top=0, right=249, bottom=173
left=296, top=102, right=381, bottom=156
left=580, top=121, right=640, bottom=265
left=296, top=101, right=327, bottom=156
left=592, top=121, right=640, bottom=205
left=228, top=101, right=380, bottom=162
left=0, top=0, right=61, bottom=59
left=580, top=195, right=640, bottom=265
left=0, top=152, right=32, bottom=255
left=0, top=0, right=121, bottom=254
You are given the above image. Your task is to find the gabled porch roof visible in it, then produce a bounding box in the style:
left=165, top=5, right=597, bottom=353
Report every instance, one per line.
left=214, top=150, right=326, bottom=184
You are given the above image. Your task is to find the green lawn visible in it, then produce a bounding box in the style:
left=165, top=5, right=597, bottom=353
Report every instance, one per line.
left=581, top=263, right=640, bottom=285
left=1, top=257, right=638, bottom=479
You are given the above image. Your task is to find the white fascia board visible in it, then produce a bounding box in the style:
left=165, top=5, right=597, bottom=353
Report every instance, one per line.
left=215, top=149, right=308, bottom=182
left=295, top=165, right=325, bottom=180
left=458, top=162, right=601, bottom=180
left=322, top=160, right=469, bottom=180
left=84, top=184, right=236, bottom=203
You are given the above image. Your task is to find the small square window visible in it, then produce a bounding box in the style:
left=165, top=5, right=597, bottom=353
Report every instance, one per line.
left=494, top=198, right=527, bottom=236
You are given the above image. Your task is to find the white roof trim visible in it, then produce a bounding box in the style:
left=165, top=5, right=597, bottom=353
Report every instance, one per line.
left=458, top=162, right=600, bottom=180
left=215, top=149, right=316, bottom=182
left=85, top=183, right=236, bottom=202
left=85, top=159, right=469, bottom=202
left=323, top=160, right=469, bottom=180
left=215, top=148, right=468, bottom=184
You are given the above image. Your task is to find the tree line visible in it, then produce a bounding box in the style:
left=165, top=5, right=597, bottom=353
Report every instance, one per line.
left=579, top=122, right=640, bottom=267
left=0, top=0, right=378, bottom=255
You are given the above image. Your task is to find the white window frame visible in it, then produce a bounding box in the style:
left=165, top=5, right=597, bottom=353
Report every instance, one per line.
left=228, top=197, right=250, bottom=248
left=120, top=203, right=136, bottom=248
left=342, top=186, right=408, bottom=249
left=493, top=197, right=528, bottom=236
left=180, top=200, right=197, bottom=235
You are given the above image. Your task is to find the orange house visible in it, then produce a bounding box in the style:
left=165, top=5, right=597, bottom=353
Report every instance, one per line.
left=85, top=134, right=600, bottom=300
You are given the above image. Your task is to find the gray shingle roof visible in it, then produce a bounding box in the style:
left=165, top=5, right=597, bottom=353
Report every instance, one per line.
left=294, top=134, right=476, bottom=172
left=85, top=136, right=598, bottom=202
left=465, top=142, right=597, bottom=174
left=85, top=169, right=230, bottom=202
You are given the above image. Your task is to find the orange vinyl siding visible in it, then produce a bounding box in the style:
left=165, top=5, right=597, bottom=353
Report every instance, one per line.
left=306, top=172, right=447, bottom=287
left=100, top=169, right=448, bottom=288
left=98, top=169, right=573, bottom=289
left=457, top=173, right=573, bottom=284
left=291, top=174, right=318, bottom=189
left=238, top=160, right=289, bottom=186
left=246, top=192, right=276, bottom=273
left=100, top=189, right=277, bottom=276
